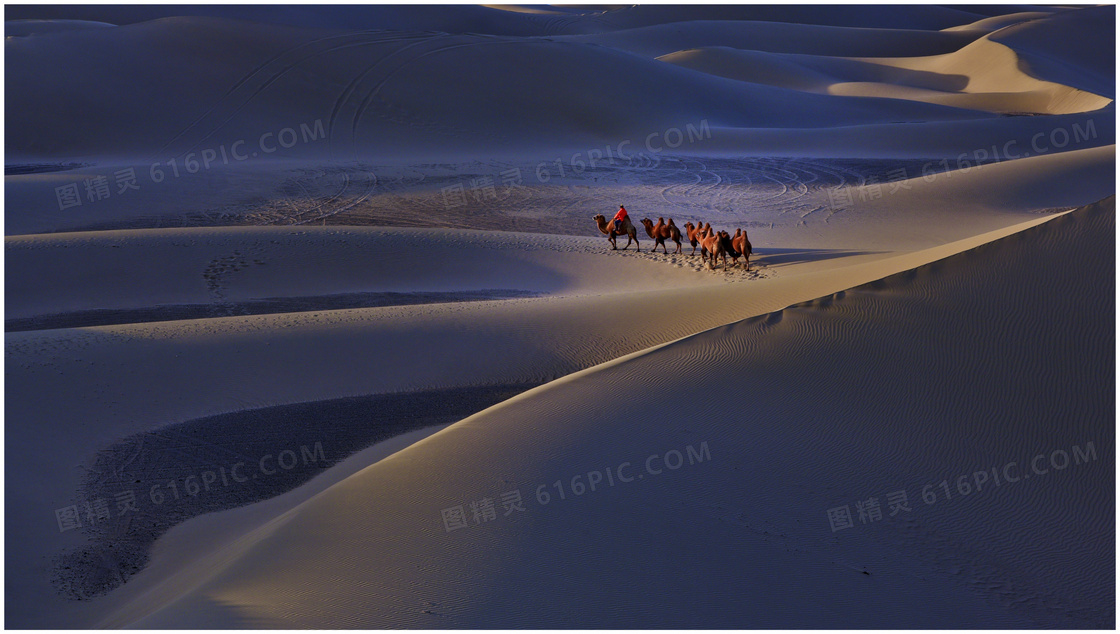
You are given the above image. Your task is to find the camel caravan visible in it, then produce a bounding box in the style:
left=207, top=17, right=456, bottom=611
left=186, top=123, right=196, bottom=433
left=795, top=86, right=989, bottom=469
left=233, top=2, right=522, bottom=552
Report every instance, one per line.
left=593, top=206, right=753, bottom=270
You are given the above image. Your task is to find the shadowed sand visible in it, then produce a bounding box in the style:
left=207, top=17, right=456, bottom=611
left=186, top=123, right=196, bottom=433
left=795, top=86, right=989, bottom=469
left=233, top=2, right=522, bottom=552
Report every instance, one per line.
left=50, top=383, right=538, bottom=600
left=4, top=3, right=1114, bottom=629
left=6, top=289, right=540, bottom=332
left=107, top=198, right=1112, bottom=629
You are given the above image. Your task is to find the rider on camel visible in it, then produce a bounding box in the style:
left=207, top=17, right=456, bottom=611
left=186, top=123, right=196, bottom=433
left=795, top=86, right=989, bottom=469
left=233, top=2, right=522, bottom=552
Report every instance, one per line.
left=612, top=205, right=628, bottom=232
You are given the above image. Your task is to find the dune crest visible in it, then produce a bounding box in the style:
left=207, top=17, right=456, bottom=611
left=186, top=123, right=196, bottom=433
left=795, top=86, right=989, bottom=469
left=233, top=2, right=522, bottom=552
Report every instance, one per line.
left=107, top=197, right=1114, bottom=628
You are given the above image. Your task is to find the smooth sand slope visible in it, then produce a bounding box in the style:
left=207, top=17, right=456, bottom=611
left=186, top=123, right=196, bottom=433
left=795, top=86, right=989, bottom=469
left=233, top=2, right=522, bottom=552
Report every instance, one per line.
left=4, top=184, right=1087, bottom=628
left=6, top=16, right=995, bottom=163
left=4, top=3, right=1114, bottom=629
left=105, top=197, right=1113, bottom=628
left=660, top=34, right=1110, bottom=115
left=5, top=7, right=1112, bottom=239
left=3, top=4, right=1004, bottom=36
left=6, top=6, right=1109, bottom=166
left=990, top=5, right=1115, bottom=99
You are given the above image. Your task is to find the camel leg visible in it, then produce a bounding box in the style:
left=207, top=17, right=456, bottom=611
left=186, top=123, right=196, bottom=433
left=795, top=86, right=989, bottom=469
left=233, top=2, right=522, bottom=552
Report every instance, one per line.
left=674, top=239, right=682, bottom=254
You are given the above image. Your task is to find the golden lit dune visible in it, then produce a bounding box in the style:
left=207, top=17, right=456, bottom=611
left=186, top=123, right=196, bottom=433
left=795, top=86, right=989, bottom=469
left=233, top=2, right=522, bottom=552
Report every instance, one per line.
left=5, top=3, right=1113, bottom=629
left=660, top=30, right=1110, bottom=116
left=99, top=198, right=1113, bottom=628
left=838, top=36, right=1111, bottom=114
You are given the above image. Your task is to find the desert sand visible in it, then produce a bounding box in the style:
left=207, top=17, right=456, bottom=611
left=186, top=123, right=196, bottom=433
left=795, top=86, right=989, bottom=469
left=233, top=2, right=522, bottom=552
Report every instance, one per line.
left=4, top=4, right=1114, bottom=629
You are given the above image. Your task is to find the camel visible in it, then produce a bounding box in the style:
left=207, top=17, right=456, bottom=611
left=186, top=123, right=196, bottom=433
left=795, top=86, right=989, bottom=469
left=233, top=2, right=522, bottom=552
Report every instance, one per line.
left=698, top=225, right=726, bottom=269
left=716, top=230, right=740, bottom=268
left=698, top=223, right=715, bottom=260
left=640, top=217, right=683, bottom=254
left=680, top=220, right=698, bottom=256
left=731, top=228, right=753, bottom=269
left=593, top=214, right=639, bottom=251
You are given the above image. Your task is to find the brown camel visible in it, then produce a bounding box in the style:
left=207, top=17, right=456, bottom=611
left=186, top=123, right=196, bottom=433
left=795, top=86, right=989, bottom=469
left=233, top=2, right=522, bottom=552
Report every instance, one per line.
left=640, top=217, right=683, bottom=254
left=695, top=228, right=740, bottom=269
left=593, top=214, right=639, bottom=251
left=724, top=230, right=744, bottom=267
left=731, top=228, right=753, bottom=269
left=683, top=222, right=700, bottom=255
left=716, top=230, right=740, bottom=268
left=698, top=223, right=715, bottom=260
left=698, top=225, right=726, bottom=269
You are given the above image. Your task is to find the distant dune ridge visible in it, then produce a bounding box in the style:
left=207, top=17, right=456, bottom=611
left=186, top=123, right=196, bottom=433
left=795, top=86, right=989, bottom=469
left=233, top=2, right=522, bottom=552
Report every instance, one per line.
left=5, top=5, right=1113, bottom=162
left=4, top=4, right=1114, bottom=629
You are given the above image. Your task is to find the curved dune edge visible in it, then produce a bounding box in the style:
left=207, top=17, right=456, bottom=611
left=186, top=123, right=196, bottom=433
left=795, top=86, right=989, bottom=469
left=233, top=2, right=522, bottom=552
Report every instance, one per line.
left=5, top=4, right=1112, bottom=629
left=841, top=36, right=1111, bottom=115
left=7, top=13, right=1002, bottom=163
left=658, top=27, right=1111, bottom=116
left=6, top=142, right=1111, bottom=628
left=94, top=200, right=1111, bottom=631
left=4, top=5, right=995, bottom=36
left=988, top=5, right=1115, bottom=99
left=942, top=11, right=1056, bottom=34
left=7, top=212, right=1062, bottom=628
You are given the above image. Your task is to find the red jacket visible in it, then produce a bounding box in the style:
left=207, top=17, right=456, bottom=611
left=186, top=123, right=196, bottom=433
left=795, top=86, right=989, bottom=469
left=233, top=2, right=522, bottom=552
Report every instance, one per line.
left=612, top=207, right=628, bottom=223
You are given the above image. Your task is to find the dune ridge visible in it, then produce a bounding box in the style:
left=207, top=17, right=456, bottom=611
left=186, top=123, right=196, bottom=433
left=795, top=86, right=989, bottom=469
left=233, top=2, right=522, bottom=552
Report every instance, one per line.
left=4, top=4, right=1113, bottom=629
left=105, top=197, right=1114, bottom=628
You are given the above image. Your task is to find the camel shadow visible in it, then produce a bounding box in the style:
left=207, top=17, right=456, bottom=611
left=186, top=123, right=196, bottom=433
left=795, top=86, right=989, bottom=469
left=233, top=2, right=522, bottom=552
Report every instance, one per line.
left=754, top=248, right=883, bottom=268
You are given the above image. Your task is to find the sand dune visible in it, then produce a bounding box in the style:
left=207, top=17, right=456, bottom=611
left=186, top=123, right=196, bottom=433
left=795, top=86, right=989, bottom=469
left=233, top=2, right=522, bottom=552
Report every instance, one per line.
left=850, top=144, right=1115, bottom=220
left=5, top=4, right=1001, bottom=35
left=698, top=110, right=1112, bottom=159
left=4, top=19, right=115, bottom=36
left=990, top=5, right=1114, bottom=98
left=5, top=4, right=1113, bottom=629
left=103, top=197, right=1113, bottom=628
left=943, top=10, right=1056, bottom=33
left=5, top=205, right=1075, bottom=626
left=562, top=19, right=986, bottom=58
left=6, top=16, right=997, bottom=163
left=658, top=13, right=1112, bottom=116
left=8, top=8, right=1109, bottom=165
left=838, top=35, right=1111, bottom=115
